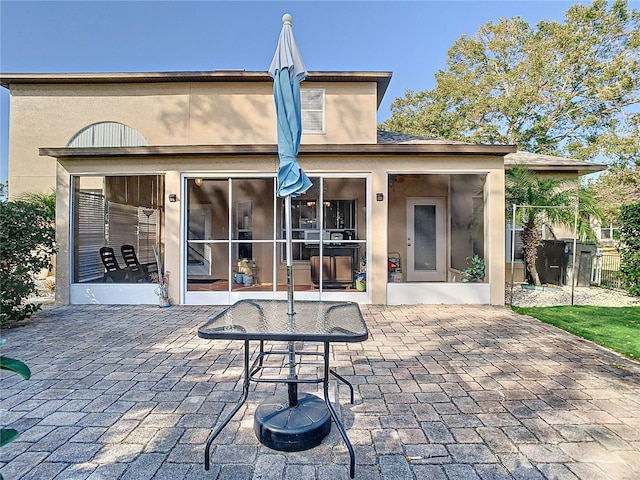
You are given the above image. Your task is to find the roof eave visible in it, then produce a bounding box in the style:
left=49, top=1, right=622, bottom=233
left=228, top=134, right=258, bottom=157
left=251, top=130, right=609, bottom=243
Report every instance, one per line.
left=0, top=70, right=393, bottom=108
left=39, top=143, right=516, bottom=159
left=505, top=164, right=607, bottom=175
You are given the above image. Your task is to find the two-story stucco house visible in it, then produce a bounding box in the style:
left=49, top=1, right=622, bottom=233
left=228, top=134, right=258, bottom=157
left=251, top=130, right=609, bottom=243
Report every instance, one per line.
left=0, top=70, right=604, bottom=307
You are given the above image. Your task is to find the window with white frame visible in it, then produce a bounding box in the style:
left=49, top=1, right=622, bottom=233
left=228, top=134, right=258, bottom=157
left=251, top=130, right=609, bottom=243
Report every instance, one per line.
left=506, top=223, right=525, bottom=261
left=599, top=224, right=620, bottom=241
left=301, top=89, right=325, bottom=134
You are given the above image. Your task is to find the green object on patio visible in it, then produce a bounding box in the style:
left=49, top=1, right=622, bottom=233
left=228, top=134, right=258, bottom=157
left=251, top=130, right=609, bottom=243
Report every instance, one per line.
left=512, top=305, right=640, bottom=360
left=0, top=355, right=31, bottom=381
left=1, top=338, right=31, bottom=476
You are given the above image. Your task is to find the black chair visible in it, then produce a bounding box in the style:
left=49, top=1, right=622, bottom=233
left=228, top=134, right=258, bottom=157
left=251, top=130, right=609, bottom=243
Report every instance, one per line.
left=100, top=247, right=129, bottom=282
left=120, top=244, right=151, bottom=282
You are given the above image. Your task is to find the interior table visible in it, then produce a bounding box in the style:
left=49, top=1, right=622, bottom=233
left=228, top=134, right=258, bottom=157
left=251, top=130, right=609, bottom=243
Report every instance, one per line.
left=198, top=299, right=368, bottom=478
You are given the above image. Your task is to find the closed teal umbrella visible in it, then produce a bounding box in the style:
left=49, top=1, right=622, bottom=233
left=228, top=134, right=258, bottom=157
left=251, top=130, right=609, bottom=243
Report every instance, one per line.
left=268, top=13, right=313, bottom=319
left=266, top=13, right=314, bottom=409
left=269, top=14, right=312, bottom=197
left=269, top=13, right=312, bottom=197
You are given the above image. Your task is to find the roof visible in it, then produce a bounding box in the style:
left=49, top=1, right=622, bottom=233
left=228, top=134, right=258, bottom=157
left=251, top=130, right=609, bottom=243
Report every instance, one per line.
left=42, top=134, right=517, bottom=161
left=40, top=129, right=514, bottom=159
left=40, top=142, right=515, bottom=159
left=0, top=70, right=392, bottom=109
left=39, top=130, right=603, bottom=175
left=377, top=130, right=470, bottom=146
left=504, top=151, right=606, bottom=175
left=378, top=131, right=606, bottom=175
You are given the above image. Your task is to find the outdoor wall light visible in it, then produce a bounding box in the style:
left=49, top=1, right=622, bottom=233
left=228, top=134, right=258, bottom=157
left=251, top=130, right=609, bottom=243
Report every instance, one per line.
left=194, top=178, right=203, bottom=187
left=168, top=194, right=178, bottom=202
left=376, top=193, right=384, bottom=201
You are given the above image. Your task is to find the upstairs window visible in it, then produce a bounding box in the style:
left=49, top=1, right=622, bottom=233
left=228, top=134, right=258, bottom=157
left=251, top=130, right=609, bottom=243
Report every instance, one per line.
left=301, top=89, right=325, bottom=134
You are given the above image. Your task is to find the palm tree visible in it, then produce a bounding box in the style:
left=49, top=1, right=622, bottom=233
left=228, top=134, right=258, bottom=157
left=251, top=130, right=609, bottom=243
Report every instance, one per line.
left=506, top=167, right=600, bottom=286
left=15, top=189, right=56, bottom=222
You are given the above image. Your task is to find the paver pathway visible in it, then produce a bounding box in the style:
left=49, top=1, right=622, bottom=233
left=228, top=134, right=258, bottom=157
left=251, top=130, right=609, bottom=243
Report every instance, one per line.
left=1, top=304, right=639, bottom=479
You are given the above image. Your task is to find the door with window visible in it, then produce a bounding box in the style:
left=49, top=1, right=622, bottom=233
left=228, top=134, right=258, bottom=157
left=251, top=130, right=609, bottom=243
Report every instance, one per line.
left=406, top=198, right=446, bottom=281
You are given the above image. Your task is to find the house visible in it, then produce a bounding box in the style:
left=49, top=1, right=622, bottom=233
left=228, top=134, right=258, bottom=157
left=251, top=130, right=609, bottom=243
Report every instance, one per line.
left=0, top=70, right=604, bottom=306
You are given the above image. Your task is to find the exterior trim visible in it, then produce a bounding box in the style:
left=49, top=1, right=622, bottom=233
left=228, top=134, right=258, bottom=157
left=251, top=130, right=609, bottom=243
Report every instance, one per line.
left=0, top=70, right=392, bottom=108
left=40, top=143, right=516, bottom=158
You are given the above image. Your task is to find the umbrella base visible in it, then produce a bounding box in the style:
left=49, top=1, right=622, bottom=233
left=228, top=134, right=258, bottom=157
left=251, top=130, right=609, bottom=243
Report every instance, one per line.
left=254, top=393, right=331, bottom=451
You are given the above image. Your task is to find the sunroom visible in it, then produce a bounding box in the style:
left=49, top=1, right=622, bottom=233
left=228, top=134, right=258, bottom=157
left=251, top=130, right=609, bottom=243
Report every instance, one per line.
left=60, top=145, right=507, bottom=306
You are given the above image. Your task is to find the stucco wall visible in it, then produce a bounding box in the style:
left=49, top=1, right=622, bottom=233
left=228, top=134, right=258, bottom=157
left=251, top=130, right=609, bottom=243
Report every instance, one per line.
left=9, top=81, right=377, bottom=197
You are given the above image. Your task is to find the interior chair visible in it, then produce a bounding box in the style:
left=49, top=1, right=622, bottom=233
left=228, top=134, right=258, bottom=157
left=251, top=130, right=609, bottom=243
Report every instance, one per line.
left=100, top=246, right=129, bottom=282
left=120, top=244, right=151, bottom=282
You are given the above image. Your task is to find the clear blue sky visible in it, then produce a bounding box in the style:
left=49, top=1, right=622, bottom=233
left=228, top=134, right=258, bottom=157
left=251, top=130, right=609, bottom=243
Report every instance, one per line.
left=1, top=0, right=596, bottom=184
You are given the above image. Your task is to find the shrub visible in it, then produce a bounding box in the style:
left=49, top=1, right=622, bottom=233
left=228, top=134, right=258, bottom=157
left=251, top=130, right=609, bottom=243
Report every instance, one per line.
left=461, top=255, right=486, bottom=282
left=618, top=203, right=640, bottom=296
left=0, top=200, right=56, bottom=324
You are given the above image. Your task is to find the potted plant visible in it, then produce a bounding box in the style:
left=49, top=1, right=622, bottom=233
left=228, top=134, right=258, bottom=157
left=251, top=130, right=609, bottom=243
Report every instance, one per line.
left=461, top=255, right=485, bottom=282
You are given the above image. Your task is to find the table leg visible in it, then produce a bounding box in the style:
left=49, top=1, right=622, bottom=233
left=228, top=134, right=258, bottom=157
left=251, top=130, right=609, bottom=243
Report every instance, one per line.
left=249, top=340, right=265, bottom=378
left=323, top=342, right=356, bottom=478
left=329, top=369, right=354, bottom=404
left=204, top=340, right=250, bottom=471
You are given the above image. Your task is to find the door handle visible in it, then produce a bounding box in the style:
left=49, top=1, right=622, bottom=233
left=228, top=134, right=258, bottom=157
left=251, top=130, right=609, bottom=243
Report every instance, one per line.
left=408, top=243, right=412, bottom=246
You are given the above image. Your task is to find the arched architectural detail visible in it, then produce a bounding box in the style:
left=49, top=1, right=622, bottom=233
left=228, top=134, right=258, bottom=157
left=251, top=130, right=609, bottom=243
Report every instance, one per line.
left=67, top=121, right=148, bottom=147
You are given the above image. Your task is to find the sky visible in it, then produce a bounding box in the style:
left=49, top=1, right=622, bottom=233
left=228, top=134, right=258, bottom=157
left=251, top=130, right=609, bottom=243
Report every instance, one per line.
left=0, top=0, right=607, bottom=184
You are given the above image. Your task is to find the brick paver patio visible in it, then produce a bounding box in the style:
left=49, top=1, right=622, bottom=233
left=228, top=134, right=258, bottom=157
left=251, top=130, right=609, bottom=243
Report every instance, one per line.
left=1, top=304, right=639, bottom=479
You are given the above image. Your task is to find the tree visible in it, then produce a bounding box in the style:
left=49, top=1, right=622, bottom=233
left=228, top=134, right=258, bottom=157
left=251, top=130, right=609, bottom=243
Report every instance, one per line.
left=382, top=0, right=640, bottom=165
left=618, top=203, right=640, bottom=295
left=0, top=200, right=56, bottom=324
left=587, top=164, right=640, bottom=225
left=506, top=167, right=599, bottom=286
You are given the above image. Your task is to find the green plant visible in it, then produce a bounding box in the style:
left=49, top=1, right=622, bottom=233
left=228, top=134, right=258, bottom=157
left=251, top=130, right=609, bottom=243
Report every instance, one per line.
left=1, top=339, right=31, bottom=461
left=618, top=203, right=640, bottom=296
left=0, top=200, right=57, bottom=324
left=15, top=189, right=56, bottom=223
left=461, top=255, right=485, bottom=282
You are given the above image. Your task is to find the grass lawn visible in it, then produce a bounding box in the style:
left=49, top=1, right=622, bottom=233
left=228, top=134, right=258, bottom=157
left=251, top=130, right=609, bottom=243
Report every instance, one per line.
left=512, top=305, right=640, bottom=361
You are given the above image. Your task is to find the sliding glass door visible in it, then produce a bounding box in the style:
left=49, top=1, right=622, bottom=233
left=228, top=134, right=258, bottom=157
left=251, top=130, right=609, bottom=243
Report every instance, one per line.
left=184, top=174, right=368, bottom=305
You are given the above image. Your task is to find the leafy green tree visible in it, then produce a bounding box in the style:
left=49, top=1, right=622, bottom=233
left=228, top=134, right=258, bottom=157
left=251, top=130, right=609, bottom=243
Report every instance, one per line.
left=382, top=0, right=640, bottom=165
left=618, top=203, right=640, bottom=295
left=506, top=167, right=599, bottom=286
left=587, top=164, right=640, bottom=226
left=0, top=200, right=56, bottom=324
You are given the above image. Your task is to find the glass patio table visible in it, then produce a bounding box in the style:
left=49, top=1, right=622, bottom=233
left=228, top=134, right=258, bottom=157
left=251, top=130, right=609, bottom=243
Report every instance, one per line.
left=198, top=299, right=368, bottom=478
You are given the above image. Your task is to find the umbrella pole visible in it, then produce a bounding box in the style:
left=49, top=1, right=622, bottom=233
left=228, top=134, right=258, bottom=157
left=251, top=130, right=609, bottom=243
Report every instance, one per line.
left=284, top=195, right=298, bottom=406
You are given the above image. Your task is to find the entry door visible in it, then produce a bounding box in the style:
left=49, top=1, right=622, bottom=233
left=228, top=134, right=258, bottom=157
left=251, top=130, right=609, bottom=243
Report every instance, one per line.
left=406, top=198, right=446, bottom=281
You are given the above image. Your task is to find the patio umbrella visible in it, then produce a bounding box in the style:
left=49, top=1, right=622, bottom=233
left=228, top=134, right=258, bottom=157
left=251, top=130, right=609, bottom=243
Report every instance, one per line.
left=269, top=14, right=312, bottom=199
left=254, top=14, right=330, bottom=451
left=268, top=13, right=312, bottom=407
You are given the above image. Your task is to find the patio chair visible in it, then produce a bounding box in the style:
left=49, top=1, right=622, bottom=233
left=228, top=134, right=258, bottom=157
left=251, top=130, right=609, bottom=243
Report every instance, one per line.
left=120, top=244, right=151, bottom=282
left=100, top=246, right=129, bottom=282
